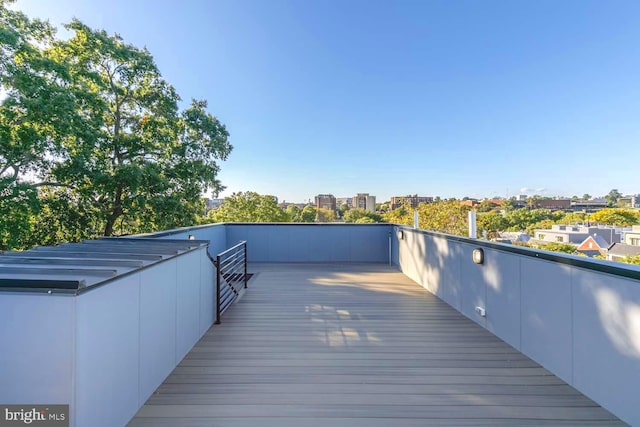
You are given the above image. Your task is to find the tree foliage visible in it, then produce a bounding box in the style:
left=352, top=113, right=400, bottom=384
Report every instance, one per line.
left=344, top=208, right=381, bottom=223
left=47, top=21, right=231, bottom=236
left=605, top=189, right=622, bottom=207
left=299, top=205, right=317, bottom=222
left=0, top=2, right=231, bottom=248
left=477, top=211, right=507, bottom=239
left=621, top=255, right=640, bottom=266
left=316, top=207, right=336, bottom=222
left=207, top=192, right=287, bottom=223
left=589, top=208, right=639, bottom=226
left=502, top=209, right=563, bottom=232
left=384, top=200, right=470, bottom=236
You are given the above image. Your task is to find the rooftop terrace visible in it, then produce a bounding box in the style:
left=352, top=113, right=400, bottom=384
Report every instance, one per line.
left=131, top=263, right=623, bottom=426
left=1, top=223, right=639, bottom=426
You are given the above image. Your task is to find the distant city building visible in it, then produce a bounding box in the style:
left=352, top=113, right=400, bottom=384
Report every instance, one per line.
left=315, top=194, right=337, bottom=211
left=352, top=193, right=376, bottom=212
left=390, top=195, right=434, bottom=210
left=531, top=199, right=571, bottom=210
left=617, top=196, right=639, bottom=208
left=336, top=197, right=353, bottom=209
left=533, top=224, right=623, bottom=246
left=517, top=195, right=527, bottom=201
left=570, top=200, right=607, bottom=213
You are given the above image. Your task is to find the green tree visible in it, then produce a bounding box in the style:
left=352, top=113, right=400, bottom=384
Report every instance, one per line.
left=589, top=208, right=639, bottom=226
left=557, top=212, right=587, bottom=225
left=344, top=208, right=382, bottom=223
left=382, top=202, right=412, bottom=226
left=208, top=192, right=287, bottom=223
left=285, top=205, right=301, bottom=222
left=26, top=188, right=99, bottom=247
left=477, top=211, right=507, bottom=239
left=582, top=193, right=591, bottom=200
left=503, top=208, right=560, bottom=231
left=621, top=255, right=640, bottom=266
left=1, top=1, right=79, bottom=249
left=416, top=199, right=470, bottom=236
left=376, top=202, right=390, bottom=213
left=316, top=207, right=336, bottom=222
left=299, top=205, right=316, bottom=222
left=605, top=189, right=622, bottom=207
left=48, top=20, right=231, bottom=236
left=338, top=202, right=350, bottom=218
left=355, top=217, right=376, bottom=223
left=517, top=241, right=578, bottom=255
left=0, top=179, right=37, bottom=250
left=501, top=199, right=515, bottom=211
left=1, top=1, right=76, bottom=183
left=525, top=219, right=555, bottom=236
left=538, top=242, right=577, bottom=254
left=476, top=200, right=497, bottom=213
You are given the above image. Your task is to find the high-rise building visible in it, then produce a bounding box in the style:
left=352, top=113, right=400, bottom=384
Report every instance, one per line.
left=352, top=193, right=376, bottom=212
left=315, top=194, right=336, bottom=211
left=390, top=195, right=433, bottom=210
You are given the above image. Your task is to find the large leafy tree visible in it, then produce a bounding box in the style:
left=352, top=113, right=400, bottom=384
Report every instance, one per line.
left=47, top=20, right=231, bottom=236
left=1, top=3, right=232, bottom=248
left=0, top=1, right=80, bottom=249
left=208, top=192, right=288, bottom=223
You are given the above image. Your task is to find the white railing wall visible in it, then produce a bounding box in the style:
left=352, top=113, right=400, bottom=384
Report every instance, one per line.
left=394, top=226, right=640, bottom=426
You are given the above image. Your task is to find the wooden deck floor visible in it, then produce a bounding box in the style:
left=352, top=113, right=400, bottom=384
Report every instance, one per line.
left=129, top=263, right=626, bottom=426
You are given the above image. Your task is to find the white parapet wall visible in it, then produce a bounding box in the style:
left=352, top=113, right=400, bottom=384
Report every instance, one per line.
left=0, top=243, right=215, bottom=427
left=394, top=226, right=640, bottom=426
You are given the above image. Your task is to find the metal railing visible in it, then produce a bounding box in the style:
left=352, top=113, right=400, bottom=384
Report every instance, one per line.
left=213, top=241, right=247, bottom=324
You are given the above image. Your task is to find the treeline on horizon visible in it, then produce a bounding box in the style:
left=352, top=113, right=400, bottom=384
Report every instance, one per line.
left=204, top=191, right=640, bottom=265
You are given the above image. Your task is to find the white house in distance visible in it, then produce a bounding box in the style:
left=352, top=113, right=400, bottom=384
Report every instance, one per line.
left=533, top=225, right=624, bottom=246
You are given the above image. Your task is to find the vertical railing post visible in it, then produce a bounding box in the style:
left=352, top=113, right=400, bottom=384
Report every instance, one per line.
left=243, top=242, right=248, bottom=289
left=388, top=230, right=392, bottom=266
left=215, top=255, right=221, bottom=324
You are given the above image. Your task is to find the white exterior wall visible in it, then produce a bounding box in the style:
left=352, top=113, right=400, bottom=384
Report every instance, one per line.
left=395, top=227, right=640, bottom=426
left=0, top=246, right=216, bottom=427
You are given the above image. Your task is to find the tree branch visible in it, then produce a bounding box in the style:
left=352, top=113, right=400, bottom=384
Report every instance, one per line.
left=32, top=182, right=76, bottom=189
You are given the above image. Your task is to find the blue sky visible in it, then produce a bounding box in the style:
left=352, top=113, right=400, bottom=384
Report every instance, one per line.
left=14, top=0, right=640, bottom=202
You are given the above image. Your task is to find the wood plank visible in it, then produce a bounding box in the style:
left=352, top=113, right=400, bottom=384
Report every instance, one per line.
left=129, top=418, right=626, bottom=427
left=128, top=264, right=626, bottom=426
left=133, top=404, right=619, bottom=420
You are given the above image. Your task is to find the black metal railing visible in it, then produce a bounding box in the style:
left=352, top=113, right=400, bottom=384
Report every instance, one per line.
left=213, top=241, right=247, bottom=324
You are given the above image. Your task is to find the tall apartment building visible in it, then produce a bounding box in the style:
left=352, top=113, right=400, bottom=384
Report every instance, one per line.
left=390, top=195, right=434, bottom=210
left=315, top=194, right=336, bottom=211
left=352, top=193, right=376, bottom=212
